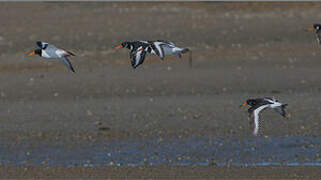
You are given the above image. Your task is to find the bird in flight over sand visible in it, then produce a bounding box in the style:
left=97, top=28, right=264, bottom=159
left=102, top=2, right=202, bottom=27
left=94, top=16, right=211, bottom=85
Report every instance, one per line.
left=114, top=40, right=192, bottom=68
left=114, top=41, right=151, bottom=69
left=240, top=97, right=289, bottom=136
left=308, top=24, right=321, bottom=44
left=26, top=41, right=76, bottom=72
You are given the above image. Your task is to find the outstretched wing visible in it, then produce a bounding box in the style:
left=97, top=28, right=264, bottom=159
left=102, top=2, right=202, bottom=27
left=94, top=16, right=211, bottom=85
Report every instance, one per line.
left=130, top=47, right=147, bottom=69
left=62, top=49, right=76, bottom=56
left=316, top=30, right=321, bottom=44
left=138, top=40, right=150, bottom=44
left=249, top=104, right=269, bottom=136
left=152, top=42, right=165, bottom=60
left=60, top=56, right=75, bottom=72
left=156, top=40, right=175, bottom=46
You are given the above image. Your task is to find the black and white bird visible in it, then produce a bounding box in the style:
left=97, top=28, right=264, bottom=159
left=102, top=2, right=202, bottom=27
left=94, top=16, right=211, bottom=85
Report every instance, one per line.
left=114, top=41, right=150, bottom=69
left=308, top=24, right=321, bottom=44
left=240, top=97, right=289, bottom=136
left=115, top=40, right=192, bottom=68
left=27, top=41, right=76, bottom=72
left=148, top=40, right=190, bottom=59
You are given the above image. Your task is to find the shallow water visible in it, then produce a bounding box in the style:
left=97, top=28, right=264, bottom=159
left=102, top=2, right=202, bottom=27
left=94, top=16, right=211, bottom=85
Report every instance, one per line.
left=0, top=136, right=320, bottom=167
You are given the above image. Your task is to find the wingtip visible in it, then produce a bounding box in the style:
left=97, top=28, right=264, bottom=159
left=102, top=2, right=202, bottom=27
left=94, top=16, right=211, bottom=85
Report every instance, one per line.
left=70, top=67, right=75, bottom=73
left=68, top=51, right=76, bottom=56
left=181, top=48, right=190, bottom=54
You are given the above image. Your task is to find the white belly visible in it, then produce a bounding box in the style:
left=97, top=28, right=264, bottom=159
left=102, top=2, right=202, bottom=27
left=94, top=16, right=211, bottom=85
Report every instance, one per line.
left=163, top=46, right=174, bottom=55
left=163, top=47, right=183, bottom=56
left=41, top=50, right=51, bottom=58
left=55, top=49, right=66, bottom=57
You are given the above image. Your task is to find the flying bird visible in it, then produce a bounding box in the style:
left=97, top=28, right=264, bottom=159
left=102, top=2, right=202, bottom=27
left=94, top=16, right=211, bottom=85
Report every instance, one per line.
left=114, top=40, right=192, bottom=68
left=240, top=97, right=289, bottom=136
left=114, top=41, right=150, bottom=69
left=308, top=24, right=321, bottom=44
left=148, top=40, right=190, bottom=58
left=26, top=41, right=76, bottom=72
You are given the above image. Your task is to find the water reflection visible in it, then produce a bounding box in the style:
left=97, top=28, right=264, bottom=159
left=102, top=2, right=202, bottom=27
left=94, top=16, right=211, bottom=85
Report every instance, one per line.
left=0, top=136, right=320, bottom=167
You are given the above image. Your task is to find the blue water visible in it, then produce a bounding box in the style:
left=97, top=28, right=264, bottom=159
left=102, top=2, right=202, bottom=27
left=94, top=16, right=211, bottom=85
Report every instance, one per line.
left=0, top=136, right=320, bottom=167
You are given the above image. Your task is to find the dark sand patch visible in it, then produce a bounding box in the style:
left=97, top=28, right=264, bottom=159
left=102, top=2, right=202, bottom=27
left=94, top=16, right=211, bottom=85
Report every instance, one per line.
left=0, top=166, right=320, bottom=179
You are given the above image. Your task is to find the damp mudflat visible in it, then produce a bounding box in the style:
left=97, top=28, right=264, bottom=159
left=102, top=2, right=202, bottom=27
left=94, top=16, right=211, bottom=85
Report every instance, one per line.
left=1, top=2, right=321, bottom=178
left=0, top=136, right=320, bottom=167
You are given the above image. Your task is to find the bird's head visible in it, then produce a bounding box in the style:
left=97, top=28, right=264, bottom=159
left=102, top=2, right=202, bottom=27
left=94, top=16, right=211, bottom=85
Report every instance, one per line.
left=240, top=100, right=250, bottom=107
left=240, top=99, right=260, bottom=108
left=26, top=49, right=41, bottom=57
left=240, top=101, right=248, bottom=108
left=36, top=41, right=48, bottom=49
left=114, top=41, right=130, bottom=50
left=308, top=24, right=321, bottom=31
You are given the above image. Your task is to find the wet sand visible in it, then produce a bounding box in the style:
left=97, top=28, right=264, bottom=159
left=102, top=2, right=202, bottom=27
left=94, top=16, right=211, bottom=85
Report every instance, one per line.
left=1, top=166, right=321, bottom=179
left=1, top=2, right=321, bottom=178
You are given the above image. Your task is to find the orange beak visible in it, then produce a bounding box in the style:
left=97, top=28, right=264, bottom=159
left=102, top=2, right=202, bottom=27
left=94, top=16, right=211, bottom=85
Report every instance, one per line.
left=26, top=51, right=35, bottom=56
left=240, top=101, right=247, bottom=108
left=308, top=27, right=315, bottom=31
left=114, top=45, right=123, bottom=50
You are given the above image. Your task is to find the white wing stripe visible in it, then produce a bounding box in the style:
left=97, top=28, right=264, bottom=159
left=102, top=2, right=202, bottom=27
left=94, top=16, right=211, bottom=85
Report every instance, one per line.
left=154, top=42, right=164, bottom=58
left=253, top=104, right=270, bottom=135
left=135, top=50, right=142, bottom=66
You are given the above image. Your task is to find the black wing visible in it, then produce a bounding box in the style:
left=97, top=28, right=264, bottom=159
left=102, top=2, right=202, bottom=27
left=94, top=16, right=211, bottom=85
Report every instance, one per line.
left=247, top=102, right=270, bottom=114
left=130, top=47, right=147, bottom=69
left=60, top=56, right=75, bottom=72
left=156, top=40, right=175, bottom=46
left=247, top=98, right=271, bottom=107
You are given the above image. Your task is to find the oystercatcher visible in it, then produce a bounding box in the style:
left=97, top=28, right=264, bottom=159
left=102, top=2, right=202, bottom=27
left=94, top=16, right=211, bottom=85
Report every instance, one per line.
left=240, top=97, right=289, bottom=136
left=26, top=41, right=76, bottom=72
left=114, top=41, right=150, bottom=69
left=115, top=40, right=192, bottom=68
left=148, top=40, right=192, bottom=67
left=308, top=24, right=321, bottom=44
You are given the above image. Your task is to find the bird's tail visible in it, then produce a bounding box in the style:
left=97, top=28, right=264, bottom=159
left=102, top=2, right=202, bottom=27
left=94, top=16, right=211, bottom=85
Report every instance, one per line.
left=280, top=104, right=290, bottom=118
left=179, top=48, right=192, bottom=68
left=181, top=48, right=190, bottom=54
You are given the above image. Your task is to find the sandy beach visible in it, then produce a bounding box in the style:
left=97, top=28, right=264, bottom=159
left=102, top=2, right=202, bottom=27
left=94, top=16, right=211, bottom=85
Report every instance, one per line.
left=0, top=2, right=321, bottom=178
